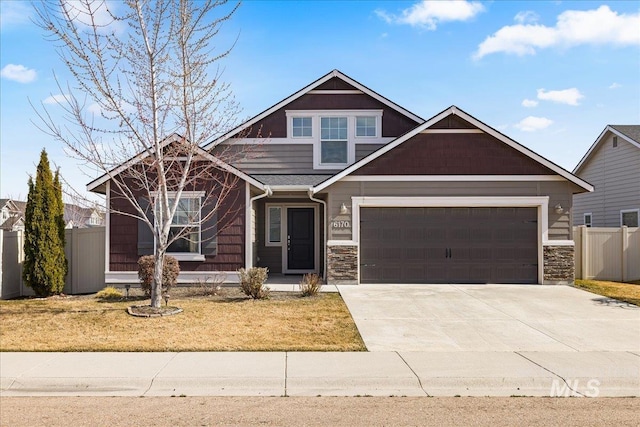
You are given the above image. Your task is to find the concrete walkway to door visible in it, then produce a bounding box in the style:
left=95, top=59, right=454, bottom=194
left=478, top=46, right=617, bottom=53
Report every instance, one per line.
left=338, top=284, right=640, bottom=353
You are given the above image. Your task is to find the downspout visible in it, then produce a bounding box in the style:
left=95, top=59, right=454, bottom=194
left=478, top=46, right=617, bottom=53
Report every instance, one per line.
left=248, top=186, right=272, bottom=268
left=307, top=188, right=327, bottom=281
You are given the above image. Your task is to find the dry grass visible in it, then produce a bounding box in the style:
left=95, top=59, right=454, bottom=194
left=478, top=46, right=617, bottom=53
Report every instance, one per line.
left=574, top=280, right=640, bottom=306
left=0, top=288, right=365, bottom=352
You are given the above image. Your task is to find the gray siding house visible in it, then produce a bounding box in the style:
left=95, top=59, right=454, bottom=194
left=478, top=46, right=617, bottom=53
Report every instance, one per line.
left=573, top=125, right=640, bottom=228
left=91, top=70, right=593, bottom=286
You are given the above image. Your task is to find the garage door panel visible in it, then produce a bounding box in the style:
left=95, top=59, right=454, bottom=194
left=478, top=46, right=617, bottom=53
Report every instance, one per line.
left=360, top=207, right=538, bottom=284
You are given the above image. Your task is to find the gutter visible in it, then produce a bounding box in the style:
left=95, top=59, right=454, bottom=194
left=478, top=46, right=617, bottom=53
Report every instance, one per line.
left=307, top=188, right=327, bottom=281
left=247, top=186, right=272, bottom=268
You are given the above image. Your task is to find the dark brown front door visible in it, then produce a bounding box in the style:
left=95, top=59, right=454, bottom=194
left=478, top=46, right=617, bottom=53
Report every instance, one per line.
left=360, top=207, right=538, bottom=284
left=287, top=208, right=315, bottom=271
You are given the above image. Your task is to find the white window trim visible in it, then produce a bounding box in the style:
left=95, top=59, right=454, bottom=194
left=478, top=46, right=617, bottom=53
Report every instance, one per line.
left=620, top=209, right=639, bottom=227
left=584, top=212, right=592, bottom=228
left=265, top=204, right=283, bottom=247
left=154, top=190, right=206, bottom=260
left=350, top=196, right=550, bottom=285
left=286, top=110, right=384, bottom=169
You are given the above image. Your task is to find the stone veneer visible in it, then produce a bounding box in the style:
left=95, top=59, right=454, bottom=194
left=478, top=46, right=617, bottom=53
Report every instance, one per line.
left=543, top=245, right=575, bottom=284
left=327, top=245, right=358, bottom=285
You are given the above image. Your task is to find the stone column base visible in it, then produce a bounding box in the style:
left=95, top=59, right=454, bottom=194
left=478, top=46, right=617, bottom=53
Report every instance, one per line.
left=543, top=245, right=575, bottom=285
left=327, top=244, right=358, bottom=285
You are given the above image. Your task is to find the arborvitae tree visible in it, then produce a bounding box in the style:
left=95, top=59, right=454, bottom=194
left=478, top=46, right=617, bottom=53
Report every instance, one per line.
left=53, top=170, right=68, bottom=279
left=23, top=149, right=67, bottom=296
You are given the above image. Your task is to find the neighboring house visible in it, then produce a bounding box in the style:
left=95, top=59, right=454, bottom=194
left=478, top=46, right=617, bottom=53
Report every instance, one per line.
left=0, top=199, right=25, bottom=231
left=573, top=125, right=640, bottom=228
left=63, top=204, right=105, bottom=229
left=0, top=198, right=104, bottom=230
left=88, top=70, right=592, bottom=286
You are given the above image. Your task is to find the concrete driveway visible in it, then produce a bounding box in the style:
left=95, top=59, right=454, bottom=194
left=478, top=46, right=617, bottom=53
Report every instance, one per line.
left=338, top=284, right=640, bottom=352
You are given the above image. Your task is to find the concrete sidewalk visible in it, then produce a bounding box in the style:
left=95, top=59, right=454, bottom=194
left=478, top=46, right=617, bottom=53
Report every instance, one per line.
left=1, top=351, right=638, bottom=397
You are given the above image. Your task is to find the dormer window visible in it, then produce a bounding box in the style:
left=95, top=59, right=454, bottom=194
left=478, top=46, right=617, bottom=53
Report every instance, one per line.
left=286, top=110, right=383, bottom=169
left=356, top=116, right=377, bottom=137
left=292, top=117, right=312, bottom=138
left=320, top=117, right=348, bottom=165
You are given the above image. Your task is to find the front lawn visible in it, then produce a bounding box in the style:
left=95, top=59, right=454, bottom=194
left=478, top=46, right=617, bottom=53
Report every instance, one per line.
left=0, top=288, right=366, bottom=352
left=574, top=280, right=640, bottom=306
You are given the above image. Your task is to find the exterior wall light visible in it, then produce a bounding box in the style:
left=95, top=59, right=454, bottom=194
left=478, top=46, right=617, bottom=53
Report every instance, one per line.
left=555, top=204, right=563, bottom=214
left=340, top=203, right=349, bottom=215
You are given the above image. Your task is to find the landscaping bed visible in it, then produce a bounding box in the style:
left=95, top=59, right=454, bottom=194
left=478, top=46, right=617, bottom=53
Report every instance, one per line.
left=0, top=287, right=366, bottom=352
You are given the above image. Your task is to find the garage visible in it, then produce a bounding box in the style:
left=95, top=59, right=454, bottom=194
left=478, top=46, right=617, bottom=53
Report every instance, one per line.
left=360, top=207, right=538, bottom=284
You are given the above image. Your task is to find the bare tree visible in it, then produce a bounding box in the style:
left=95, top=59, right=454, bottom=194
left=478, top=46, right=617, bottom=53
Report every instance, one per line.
left=33, top=0, right=243, bottom=308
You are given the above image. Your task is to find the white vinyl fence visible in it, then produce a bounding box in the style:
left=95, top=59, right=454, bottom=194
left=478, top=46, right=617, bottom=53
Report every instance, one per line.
left=574, top=226, right=640, bottom=282
left=1, top=227, right=105, bottom=299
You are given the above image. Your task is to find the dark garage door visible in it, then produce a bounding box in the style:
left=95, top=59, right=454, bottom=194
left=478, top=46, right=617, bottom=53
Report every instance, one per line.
left=360, top=207, right=538, bottom=284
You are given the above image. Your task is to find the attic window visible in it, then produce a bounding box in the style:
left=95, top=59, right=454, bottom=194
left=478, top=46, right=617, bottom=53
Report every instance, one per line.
left=613, top=136, right=618, bottom=147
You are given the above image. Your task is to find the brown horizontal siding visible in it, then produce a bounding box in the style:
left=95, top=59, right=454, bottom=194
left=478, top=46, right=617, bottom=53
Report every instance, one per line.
left=240, top=93, right=419, bottom=139
left=353, top=133, right=556, bottom=175
left=109, top=175, right=246, bottom=272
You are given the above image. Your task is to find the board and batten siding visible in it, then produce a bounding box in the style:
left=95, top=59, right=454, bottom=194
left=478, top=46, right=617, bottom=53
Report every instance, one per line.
left=325, top=180, right=577, bottom=241
left=574, top=133, right=640, bottom=227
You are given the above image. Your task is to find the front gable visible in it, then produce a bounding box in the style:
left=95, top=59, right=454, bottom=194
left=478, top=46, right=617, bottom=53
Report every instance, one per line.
left=353, top=131, right=556, bottom=176
left=315, top=106, right=593, bottom=193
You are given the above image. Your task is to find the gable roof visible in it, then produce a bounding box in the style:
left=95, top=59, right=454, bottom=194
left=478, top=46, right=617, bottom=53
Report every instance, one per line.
left=313, top=105, right=593, bottom=193
left=87, top=133, right=265, bottom=193
left=573, top=125, right=640, bottom=174
left=202, top=69, right=424, bottom=150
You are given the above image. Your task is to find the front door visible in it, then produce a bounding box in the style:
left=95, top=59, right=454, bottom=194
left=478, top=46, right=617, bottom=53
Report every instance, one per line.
left=287, top=208, right=315, bottom=271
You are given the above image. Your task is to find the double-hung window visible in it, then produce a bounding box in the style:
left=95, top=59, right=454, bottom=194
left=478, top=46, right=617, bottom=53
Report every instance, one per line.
left=320, top=117, right=348, bottom=165
left=162, top=194, right=202, bottom=254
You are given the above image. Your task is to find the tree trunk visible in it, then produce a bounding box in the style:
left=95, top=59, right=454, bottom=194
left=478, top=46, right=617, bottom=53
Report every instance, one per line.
left=151, top=251, right=164, bottom=308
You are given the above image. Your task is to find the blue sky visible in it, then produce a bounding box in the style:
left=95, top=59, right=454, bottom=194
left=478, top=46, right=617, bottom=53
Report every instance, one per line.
left=1, top=1, right=639, bottom=201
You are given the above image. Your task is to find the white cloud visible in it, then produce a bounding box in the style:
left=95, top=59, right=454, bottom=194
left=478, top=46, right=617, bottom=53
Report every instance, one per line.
left=537, top=88, right=584, bottom=106
left=0, top=2, right=32, bottom=30
left=514, top=11, right=539, bottom=25
left=609, top=82, right=622, bottom=89
left=43, top=94, right=70, bottom=105
left=88, top=103, right=103, bottom=114
left=515, top=116, right=553, bottom=132
left=376, top=0, right=485, bottom=30
left=521, top=99, right=538, bottom=108
left=1, top=64, right=37, bottom=83
left=474, top=5, right=640, bottom=59
left=66, top=0, right=125, bottom=34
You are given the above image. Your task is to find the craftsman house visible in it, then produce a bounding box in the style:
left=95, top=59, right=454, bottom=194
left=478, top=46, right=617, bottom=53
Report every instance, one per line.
left=88, top=70, right=593, bottom=285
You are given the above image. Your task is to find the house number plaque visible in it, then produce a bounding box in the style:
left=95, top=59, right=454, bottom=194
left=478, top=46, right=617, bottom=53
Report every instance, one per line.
left=332, top=220, right=350, bottom=229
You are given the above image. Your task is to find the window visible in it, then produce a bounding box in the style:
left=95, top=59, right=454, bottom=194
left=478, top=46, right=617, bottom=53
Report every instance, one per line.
left=266, top=206, right=282, bottom=245
left=613, top=136, right=618, bottom=148
left=161, top=195, right=202, bottom=254
left=356, top=116, right=376, bottom=137
left=292, top=117, right=312, bottom=138
left=584, top=213, right=592, bottom=228
left=621, top=209, right=639, bottom=227
left=320, top=117, right=348, bottom=164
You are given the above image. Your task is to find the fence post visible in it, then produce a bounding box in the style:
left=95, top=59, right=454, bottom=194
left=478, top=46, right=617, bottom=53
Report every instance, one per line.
left=621, top=226, right=628, bottom=283
left=580, top=225, right=588, bottom=280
